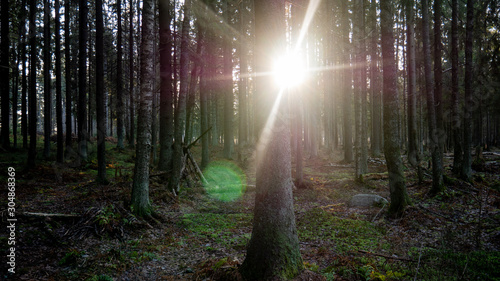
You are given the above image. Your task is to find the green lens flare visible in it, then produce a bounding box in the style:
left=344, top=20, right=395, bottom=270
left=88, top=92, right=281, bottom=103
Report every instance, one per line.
left=203, top=161, right=246, bottom=202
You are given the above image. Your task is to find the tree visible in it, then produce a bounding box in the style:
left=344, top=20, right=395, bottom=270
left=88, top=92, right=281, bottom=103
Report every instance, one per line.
left=128, top=0, right=135, bottom=148
left=55, top=0, right=64, bottom=163
left=43, top=0, right=52, bottom=159
left=354, top=0, right=368, bottom=179
left=434, top=0, right=444, bottom=154
left=65, top=0, right=73, bottom=154
left=116, top=0, right=125, bottom=149
left=158, top=0, right=174, bottom=172
left=168, top=0, right=191, bottom=194
left=406, top=0, right=422, bottom=183
left=27, top=0, right=37, bottom=168
left=380, top=0, right=410, bottom=217
left=370, top=0, right=381, bottom=157
left=451, top=0, right=463, bottom=174
left=223, top=0, right=234, bottom=160
left=78, top=0, right=89, bottom=162
left=131, top=0, right=155, bottom=216
left=462, top=0, right=474, bottom=180
left=0, top=0, right=10, bottom=149
left=239, top=0, right=303, bottom=279
left=341, top=0, right=353, bottom=163
left=238, top=0, right=249, bottom=146
left=422, top=0, right=444, bottom=194
left=95, top=0, right=107, bottom=183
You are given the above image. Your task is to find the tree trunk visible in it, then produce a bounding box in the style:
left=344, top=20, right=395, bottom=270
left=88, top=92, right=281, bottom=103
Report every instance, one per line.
left=422, top=0, right=444, bottom=194
left=95, top=0, right=107, bottom=183
left=406, top=0, right=422, bottom=183
left=21, top=5, right=28, bottom=149
left=78, top=0, right=88, bottom=162
left=238, top=0, right=249, bottom=146
left=128, top=0, right=135, bottom=148
left=169, top=0, right=191, bottom=194
left=223, top=0, right=234, bottom=159
left=27, top=0, right=37, bottom=168
left=240, top=1, right=303, bottom=279
left=380, top=0, right=410, bottom=217
left=158, top=0, right=174, bottom=172
left=131, top=0, right=155, bottom=216
left=370, top=0, right=381, bottom=157
left=451, top=0, right=463, bottom=175
left=434, top=0, right=444, bottom=154
left=354, top=0, right=368, bottom=180
left=55, top=0, right=63, bottom=163
left=116, top=0, right=124, bottom=149
left=462, top=0, right=474, bottom=180
left=43, top=0, right=52, bottom=158
left=65, top=0, right=72, bottom=153
left=0, top=0, right=10, bottom=149
left=342, top=0, right=353, bottom=163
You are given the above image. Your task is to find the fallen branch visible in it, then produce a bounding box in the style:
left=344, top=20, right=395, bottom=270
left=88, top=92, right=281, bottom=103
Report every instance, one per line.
left=358, top=250, right=416, bottom=262
left=20, top=212, right=80, bottom=218
left=185, top=126, right=212, bottom=151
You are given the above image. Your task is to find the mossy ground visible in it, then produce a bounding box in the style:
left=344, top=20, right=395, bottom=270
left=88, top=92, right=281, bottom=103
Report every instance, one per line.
left=1, top=140, right=499, bottom=280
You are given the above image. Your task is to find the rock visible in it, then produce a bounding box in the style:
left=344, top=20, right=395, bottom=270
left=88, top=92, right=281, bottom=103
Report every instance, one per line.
left=350, top=194, right=388, bottom=208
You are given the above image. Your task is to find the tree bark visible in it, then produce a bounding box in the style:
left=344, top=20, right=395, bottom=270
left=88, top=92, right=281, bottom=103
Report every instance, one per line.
left=451, top=0, right=463, bottom=175
left=116, top=0, right=125, bottom=149
left=169, top=0, right=191, bottom=193
left=131, top=0, right=155, bottom=216
left=238, top=0, right=249, bottom=146
left=370, top=0, right=381, bottom=157
left=43, top=0, right=52, bottom=158
left=380, top=0, right=410, bottom=217
left=54, top=0, right=63, bottom=163
left=78, top=0, right=88, bottom=162
left=65, top=0, right=73, bottom=153
left=434, top=0, right=444, bottom=154
left=341, top=0, right=353, bottom=163
left=96, top=0, right=108, bottom=183
left=158, top=0, right=174, bottom=172
left=27, top=0, right=37, bottom=168
left=462, top=0, right=474, bottom=180
left=406, top=0, right=422, bottom=183
left=240, top=1, right=303, bottom=279
left=128, top=0, right=135, bottom=148
left=223, top=0, right=234, bottom=159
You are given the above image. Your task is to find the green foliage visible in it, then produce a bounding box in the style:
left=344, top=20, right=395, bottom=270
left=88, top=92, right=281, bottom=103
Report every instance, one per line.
left=410, top=249, right=500, bottom=280
left=178, top=213, right=252, bottom=247
left=297, top=208, right=388, bottom=253
left=95, top=205, right=119, bottom=226
left=59, top=249, right=85, bottom=266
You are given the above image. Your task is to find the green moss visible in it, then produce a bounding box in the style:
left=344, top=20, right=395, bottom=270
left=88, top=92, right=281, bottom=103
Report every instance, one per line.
left=297, top=208, right=388, bottom=253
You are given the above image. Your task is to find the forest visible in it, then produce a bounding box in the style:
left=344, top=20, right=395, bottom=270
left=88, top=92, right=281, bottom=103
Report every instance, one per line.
left=1, top=0, right=500, bottom=279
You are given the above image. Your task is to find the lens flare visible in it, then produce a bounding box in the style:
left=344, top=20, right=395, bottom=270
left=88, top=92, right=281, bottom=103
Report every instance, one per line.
left=203, top=161, right=246, bottom=202
left=273, top=53, right=305, bottom=88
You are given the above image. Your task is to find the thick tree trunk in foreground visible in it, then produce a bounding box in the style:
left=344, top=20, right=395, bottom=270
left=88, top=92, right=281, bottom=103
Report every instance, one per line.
left=380, top=0, right=410, bottom=217
left=370, top=0, right=381, bottom=157
left=131, top=0, right=155, bottom=216
left=422, top=0, right=444, bottom=194
left=240, top=0, right=303, bottom=279
left=65, top=0, right=73, bottom=153
left=128, top=0, right=135, bottom=148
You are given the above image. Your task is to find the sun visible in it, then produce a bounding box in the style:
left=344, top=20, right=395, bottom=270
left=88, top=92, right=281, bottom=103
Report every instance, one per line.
left=273, top=53, right=306, bottom=88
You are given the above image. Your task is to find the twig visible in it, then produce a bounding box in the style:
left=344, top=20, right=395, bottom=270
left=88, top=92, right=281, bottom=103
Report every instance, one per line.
left=372, top=202, right=387, bottom=222
left=358, top=250, right=416, bottom=262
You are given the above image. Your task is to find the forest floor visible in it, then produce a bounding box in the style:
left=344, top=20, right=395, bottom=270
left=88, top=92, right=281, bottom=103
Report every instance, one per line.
left=1, top=141, right=500, bottom=281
